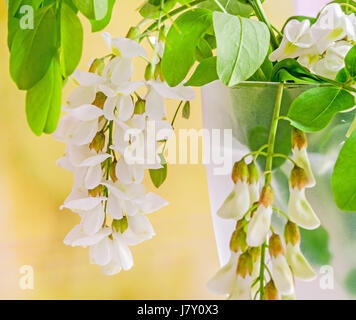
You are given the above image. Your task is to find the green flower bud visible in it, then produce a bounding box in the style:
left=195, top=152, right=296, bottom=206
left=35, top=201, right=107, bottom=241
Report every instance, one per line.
left=269, top=233, right=285, bottom=258
left=259, top=184, right=274, bottom=208
left=231, top=160, right=249, bottom=184
left=230, top=229, right=247, bottom=253
left=92, top=91, right=107, bottom=109
left=145, top=63, right=153, bottom=81
left=89, top=132, right=106, bottom=152
left=284, top=221, right=300, bottom=246
left=110, top=160, right=118, bottom=182
left=248, top=246, right=261, bottom=263
left=264, top=280, right=279, bottom=300
left=126, top=26, right=141, bottom=41
left=112, top=216, right=128, bottom=233
left=248, top=162, right=259, bottom=185
left=236, top=252, right=253, bottom=278
left=290, top=165, right=308, bottom=190
left=134, top=98, right=146, bottom=114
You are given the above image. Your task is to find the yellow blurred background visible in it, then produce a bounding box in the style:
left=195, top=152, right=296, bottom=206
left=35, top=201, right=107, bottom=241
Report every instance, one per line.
left=0, top=0, right=294, bottom=299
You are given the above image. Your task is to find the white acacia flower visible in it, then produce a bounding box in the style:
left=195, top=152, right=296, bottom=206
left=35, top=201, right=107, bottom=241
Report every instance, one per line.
left=286, top=243, right=316, bottom=281
left=102, top=181, right=146, bottom=219
left=90, top=231, right=134, bottom=275
left=64, top=225, right=111, bottom=247
left=269, top=19, right=314, bottom=62
left=207, top=252, right=239, bottom=295
left=288, top=186, right=320, bottom=230
left=292, top=146, right=316, bottom=188
left=123, top=213, right=155, bottom=245
left=217, top=181, right=250, bottom=220
left=271, top=254, right=294, bottom=296
left=53, top=104, right=104, bottom=146
left=246, top=204, right=272, bottom=247
left=228, top=275, right=252, bottom=300
left=136, top=192, right=169, bottom=214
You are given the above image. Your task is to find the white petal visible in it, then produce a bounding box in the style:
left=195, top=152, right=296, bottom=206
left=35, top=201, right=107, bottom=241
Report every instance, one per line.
left=148, top=80, right=196, bottom=100
left=63, top=225, right=111, bottom=247
left=81, top=204, right=105, bottom=235
left=103, top=96, right=118, bottom=120
left=138, top=192, right=169, bottom=214
left=118, top=95, right=134, bottom=121
left=113, top=233, right=133, bottom=270
left=66, top=104, right=103, bottom=121
left=61, top=196, right=105, bottom=212
left=111, top=37, right=147, bottom=57
left=145, top=87, right=166, bottom=120
left=84, top=164, right=103, bottom=189
left=248, top=182, right=260, bottom=206
left=90, top=237, right=112, bottom=266
left=71, top=120, right=99, bottom=146
left=124, top=213, right=155, bottom=245
left=111, top=57, right=133, bottom=84
left=271, top=255, right=294, bottom=295
left=116, top=81, right=144, bottom=96
left=67, top=86, right=96, bottom=108
left=286, top=243, right=316, bottom=281
left=107, top=194, right=123, bottom=220
left=292, top=147, right=316, bottom=188
left=72, top=69, right=104, bottom=86
left=228, top=275, right=252, bottom=300
left=246, top=205, right=272, bottom=247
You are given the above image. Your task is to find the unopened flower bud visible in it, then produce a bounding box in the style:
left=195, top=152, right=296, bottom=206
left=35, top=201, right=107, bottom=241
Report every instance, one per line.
left=112, top=216, right=128, bottom=233
left=236, top=252, right=253, bottom=278
left=269, top=233, right=285, bottom=258
left=230, top=228, right=247, bottom=253
left=154, top=61, right=164, bottom=81
left=134, top=98, right=146, bottom=114
left=292, top=128, right=307, bottom=150
left=110, top=160, right=118, bottom=182
left=232, top=160, right=249, bottom=184
left=249, top=246, right=261, bottom=263
left=248, top=162, right=259, bottom=205
left=89, top=58, right=105, bottom=75
left=264, top=280, right=279, bottom=300
left=259, top=184, right=274, bottom=208
left=248, top=162, right=259, bottom=184
left=88, top=184, right=105, bottom=197
left=92, top=91, right=107, bottom=109
left=145, top=63, right=153, bottom=81
left=290, top=166, right=308, bottom=190
left=284, top=221, right=300, bottom=246
left=89, top=132, right=106, bottom=152
left=126, top=26, right=140, bottom=41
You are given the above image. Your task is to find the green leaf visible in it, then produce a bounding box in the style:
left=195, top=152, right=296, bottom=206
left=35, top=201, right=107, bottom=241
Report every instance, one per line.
left=199, top=0, right=254, bottom=17
left=149, top=154, right=167, bottom=188
left=10, top=6, right=59, bottom=90
left=300, top=226, right=332, bottom=266
left=90, top=0, right=115, bottom=32
left=195, top=37, right=213, bottom=62
left=182, top=101, right=190, bottom=119
left=213, top=12, right=270, bottom=86
left=271, top=58, right=320, bottom=83
left=60, top=2, right=83, bottom=77
left=287, top=87, right=355, bottom=132
left=139, top=0, right=177, bottom=19
left=161, top=8, right=213, bottom=87
left=8, top=0, right=22, bottom=16
left=248, top=51, right=273, bottom=81
left=26, top=57, right=62, bottom=136
left=185, top=56, right=218, bottom=86
left=345, top=45, right=356, bottom=80
left=72, top=0, right=108, bottom=20
left=332, top=130, right=356, bottom=211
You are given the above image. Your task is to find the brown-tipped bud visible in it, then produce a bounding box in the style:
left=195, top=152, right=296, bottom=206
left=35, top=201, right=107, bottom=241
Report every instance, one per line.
left=231, top=160, right=249, bottom=184
left=112, top=216, right=128, bottom=233
left=290, top=165, right=308, bottom=190
left=264, top=280, right=279, bottom=300
left=269, top=233, right=285, bottom=258
left=110, top=160, right=118, bottom=182
left=92, top=91, right=107, bottom=109
left=134, top=98, right=146, bottom=114
left=230, top=229, right=247, bottom=253
left=126, top=26, right=140, bottom=41
left=236, top=252, right=253, bottom=278
left=235, top=218, right=246, bottom=231
left=248, top=162, right=259, bottom=185
left=249, top=246, right=262, bottom=263
left=259, top=184, right=274, bottom=208
left=284, top=221, right=300, bottom=246
left=88, top=184, right=105, bottom=197
left=292, top=128, right=307, bottom=150
left=89, top=132, right=106, bottom=152
left=89, top=58, right=105, bottom=75
left=145, top=63, right=153, bottom=81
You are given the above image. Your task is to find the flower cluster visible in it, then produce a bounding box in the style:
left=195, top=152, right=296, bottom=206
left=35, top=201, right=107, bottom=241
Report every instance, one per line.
left=270, top=3, right=356, bottom=80
left=208, top=128, right=318, bottom=299
left=53, top=32, right=195, bottom=275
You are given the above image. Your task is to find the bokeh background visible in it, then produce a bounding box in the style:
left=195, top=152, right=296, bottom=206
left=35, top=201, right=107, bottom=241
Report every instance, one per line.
left=0, top=0, right=296, bottom=299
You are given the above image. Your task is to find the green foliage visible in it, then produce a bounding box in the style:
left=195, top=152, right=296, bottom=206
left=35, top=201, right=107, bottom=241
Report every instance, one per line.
left=198, top=0, right=254, bottom=17
left=300, top=226, right=332, bottom=266
left=10, top=6, right=59, bottom=90
left=90, top=0, right=116, bottom=32
left=161, top=8, right=213, bottom=86
left=26, top=58, right=62, bottom=135
left=72, top=0, right=108, bottom=20
left=149, top=154, right=167, bottom=188
left=332, top=130, right=356, bottom=211
left=185, top=56, right=218, bottom=86
left=287, top=87, right=355, bottom=132
left=60, top=2, right=83, bottom=77
left=345, top=45, right=356, bottom=80
left=213, top=12, right=270, bottom=86
left=344, top=268, right=356, bottom=296
left=139, top=0, right=177, bottom=18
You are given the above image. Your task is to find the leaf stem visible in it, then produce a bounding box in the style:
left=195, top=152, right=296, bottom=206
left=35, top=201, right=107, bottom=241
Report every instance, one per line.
left=212, top=0, right=227, bottom=13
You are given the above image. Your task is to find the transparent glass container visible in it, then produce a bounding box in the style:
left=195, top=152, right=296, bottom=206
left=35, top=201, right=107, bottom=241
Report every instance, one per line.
left=202, top=81, right=356, bottom=299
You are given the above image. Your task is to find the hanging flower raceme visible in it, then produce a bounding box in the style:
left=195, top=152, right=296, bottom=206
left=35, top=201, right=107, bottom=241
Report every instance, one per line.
left=288, top=165, right=320, bottom=229
left=217, top=160, right=250, bottom=220
left=53, top=30, right=197, bottom=275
